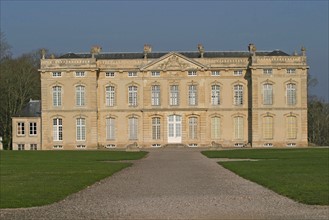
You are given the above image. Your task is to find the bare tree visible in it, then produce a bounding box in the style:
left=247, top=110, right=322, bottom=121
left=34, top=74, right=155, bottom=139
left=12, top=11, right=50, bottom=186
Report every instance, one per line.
left=0, top=32, right=12, bottom=62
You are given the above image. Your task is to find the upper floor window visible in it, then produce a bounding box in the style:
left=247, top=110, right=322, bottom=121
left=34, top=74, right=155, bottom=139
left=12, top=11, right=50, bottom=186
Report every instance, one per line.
left=151, top=85, right=161, bottom=106
left=211, top=71, right=220, bottom=76
left=169, top=85, right=179, bottom=106
left=53, top=118, right=63, bottom=141
left=211, top=85, right=220, bottom=105
left=76, top=118, right=86, bottom=141
left=52, top=86, right=62, bottom=107
left=287, top=69, right=296, bottom=74
left=17, top=122, right=25, bottom=136
left=287, top=83, right=296, bottom=105
left=263, top=69, right=273, bottom=75
left=151, top=71, right=160, bottom=77
left=188, top=70, right=197, bottom=76
left=75, top=71, right=85, bottom=77
left=52, top=72, right=62, bottom=77
left=211, top=117, right=221, bottom=139
left=263, top=116, right=273, bottom=139
left=128, top=116, right=138, bottom=140
left=105, top=86, right=115, bottom=107
left=234, top=116, right=244, bottom=140
left=152, top=117, right=161, bottom=140
left=106, top=117, right=116, bottom=140
left=233, top=70, right=243, bottom=76
left=128, top=72, right=137, bottom=77
left=233, top=84, right=243, bottom=106
left=287, top=116, right=297, bottom=139
left=188, top=117, right=198, bottom=139
left=128, top=86, right=138, bottom=107
left=29, top=122, right=37, bottom=136
left=106, top=72, right=115, bottom=77
left=263, top=84, right=273, bottom=105
left=76, top=85, right=85, bottom=106
left=188, top=85, right=197, bottom=106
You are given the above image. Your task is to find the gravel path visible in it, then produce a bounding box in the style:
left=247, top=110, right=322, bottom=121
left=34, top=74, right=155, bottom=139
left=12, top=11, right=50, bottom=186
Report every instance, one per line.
left=1, top=148, right=328, bottom=219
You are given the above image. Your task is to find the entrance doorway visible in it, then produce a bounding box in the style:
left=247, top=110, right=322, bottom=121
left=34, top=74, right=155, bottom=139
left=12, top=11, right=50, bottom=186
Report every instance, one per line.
left=167, top=115, right=182, bottom=143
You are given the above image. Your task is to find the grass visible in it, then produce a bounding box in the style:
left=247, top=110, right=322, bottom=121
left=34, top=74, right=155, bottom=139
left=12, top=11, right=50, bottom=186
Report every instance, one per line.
left=202, top=148, right=329, bottom=205
left=0, top=151, right=147, bottom=208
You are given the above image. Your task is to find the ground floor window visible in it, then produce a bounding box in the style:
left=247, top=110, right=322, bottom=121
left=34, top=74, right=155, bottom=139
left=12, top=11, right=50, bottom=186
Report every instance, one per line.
left=129, top=116, right=138, bottom=140
left=234, top=116, right=244, bottom=140
left=152, top=117, right=161, bottom=140
left=211, top=117, right=221, bottom=139
left=18, top=144, right=25, bottom=150
left=189, top=117, right=198, bottom=139
left=30, top=144, right=37, bottom=150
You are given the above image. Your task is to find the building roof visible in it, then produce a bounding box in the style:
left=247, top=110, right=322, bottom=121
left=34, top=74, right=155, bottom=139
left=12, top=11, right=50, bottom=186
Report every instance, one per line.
left=59, top=50, right=290, bottom=59
left=13, top=99, right=41, bottom=117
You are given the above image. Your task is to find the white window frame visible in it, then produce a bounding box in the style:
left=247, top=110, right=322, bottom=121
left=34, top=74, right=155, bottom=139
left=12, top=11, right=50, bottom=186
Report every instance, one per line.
left=189, top=117, right=198, bottom=140
left=211, top=85, right=220, bottom=105
left=29, top=122, right=37, bottom=136
left=287, top=69, right=296, bottom=74
left=263, top=84, right=273, bottom=105
left=53, top=118, right=63, bottom=141
left=128, top=117, right=138, bottom=140
left=263, top=69, right=273, bottom=75
left=211, top=117, right=221, bottom=139
left=287, top=116, right=297, bottom=139
left=152, top=117, right=161, bottom=140
left=52, top=72, right=62, bottom=77
left=75, top=71, right=85, bottom=77
left=263, top=116, right=273, bottom=139
left=211, top=71, right=220, bottom=76
left=151, top=71, right=160, bottom=77
left=18, top=144, right=25, bottom=150
left=151, top=85, right=161, bottom=106
left=188, top=85, right=197, bottom=106
left=233, top=70, right=243, bottom=76
left=234, top=84, right=243, bottom=106
left=106, top=72, right=115, bottom=77
left=128, top=71, right=137, bottom=77
left=234, top=116, right=243, bottom=140
left=106, top=86, right=115, bottom=107
left=76, top=118, right=86, bottom=141
left=287, top=83, right=297, bottom=105
left=76, top=85, right=85, bottom=106
left=188, top=70, right=197, bottom=76
left=17, top=122, right=25, bottom=136
left=52, top=86, right=62, bottom=107
left=169, top=85, right=179, bottom=106
left=106, top=117, right=116, bottom=140
left=30, top=144, right=37, bottom=150
left=128, top=86, right=138, bottom=107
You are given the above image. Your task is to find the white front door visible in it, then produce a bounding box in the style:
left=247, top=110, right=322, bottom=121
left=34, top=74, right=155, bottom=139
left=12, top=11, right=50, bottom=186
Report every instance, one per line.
left=168, top=115, right=182, bottom=143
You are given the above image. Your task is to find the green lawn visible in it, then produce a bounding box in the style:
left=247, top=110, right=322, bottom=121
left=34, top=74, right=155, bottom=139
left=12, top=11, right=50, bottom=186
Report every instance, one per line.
left=0, top=151, right=147, bottom=208
left=202, top=148, right=329, bottom=205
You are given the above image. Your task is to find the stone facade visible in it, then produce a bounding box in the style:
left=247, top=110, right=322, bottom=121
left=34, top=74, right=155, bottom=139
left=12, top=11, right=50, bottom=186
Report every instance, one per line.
left=14, top=44, right=308, bottom=150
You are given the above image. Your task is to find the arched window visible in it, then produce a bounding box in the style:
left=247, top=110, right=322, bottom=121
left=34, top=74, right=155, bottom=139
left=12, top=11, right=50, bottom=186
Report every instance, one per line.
left=76, top=85, right=85, bottom=106
left=263, top=84, right=273, bottom=105
left=211, top=116, right=221, bottom=139
left=211, top=85, right=220, bottom=105
left=52, top=86, right=62, bottom=107
left=233, top=84, right=243, bottom=106
left=106, top=86, right=115, bottom=107
left=287, top=83, right=296, bottom=105
left=53, top=118, right=63, bottom=141
left=152, top=117, right=161, bottom=140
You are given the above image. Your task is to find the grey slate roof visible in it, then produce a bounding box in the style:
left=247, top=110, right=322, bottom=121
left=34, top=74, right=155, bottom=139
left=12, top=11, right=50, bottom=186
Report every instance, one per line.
left=14, top=100, right=41, bottom=117
left=59, top=50, right=290, bottom=59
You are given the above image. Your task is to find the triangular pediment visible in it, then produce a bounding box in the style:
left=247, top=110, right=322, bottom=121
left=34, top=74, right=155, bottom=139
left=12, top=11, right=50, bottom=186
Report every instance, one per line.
left=141, top=52, right=207, bottom=71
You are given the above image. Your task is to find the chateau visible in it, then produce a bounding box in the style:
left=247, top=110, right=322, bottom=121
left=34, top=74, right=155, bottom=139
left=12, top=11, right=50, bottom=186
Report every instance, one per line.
left=12, top=44, right=309, bottom=150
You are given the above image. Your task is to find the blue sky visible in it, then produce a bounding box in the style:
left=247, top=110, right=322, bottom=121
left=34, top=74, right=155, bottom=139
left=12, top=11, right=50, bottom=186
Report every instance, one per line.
left=1, top=0, right=328, bottom=101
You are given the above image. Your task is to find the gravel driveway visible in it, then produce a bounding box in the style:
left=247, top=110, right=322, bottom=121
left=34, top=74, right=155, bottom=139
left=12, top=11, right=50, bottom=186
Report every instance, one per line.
left=1, top=148, right=328, bottom=219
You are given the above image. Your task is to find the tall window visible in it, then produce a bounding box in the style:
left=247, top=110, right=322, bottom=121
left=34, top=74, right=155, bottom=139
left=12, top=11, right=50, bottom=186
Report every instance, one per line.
left=188, top=85, right=197, bottom=105
left=211, top=117, right=221, bottom=139
left=128, top=117, right=138, bottom=140
left=211, top=85, right=220, bottom=105
left=17, top=122, right=25, bottom=135
left=287, top=116, right=297, bottom=139
left=106, top=117, right=115, bottom=140
left=234, top=116, right=243, bottom=140
left=76, top=118, right=86, bottom=141
left=151, top=85, right=161, bottom=106
left=189, top=117, right=198, bottom=139
left=234, top=85, right=243, bottom=105
left=152, top=117, right=161, bottom=140
left=169, top=85, right=179, bottom=106
left=53, top=118, right=63, bottom=141
left=52, top=86, right=62, bottom=107
left=287, top=83, right=296, bottom=105
left=106, top=86, right=115, bottom=107
left=263, top=84, right=273, bottom=105
left=29, top=122, right=37, bottom=135
left=76, top=85, right=85, bottom=106
left=128, top=86, right=138, bottom=107
left=263, top=116, right=273, bottom=139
